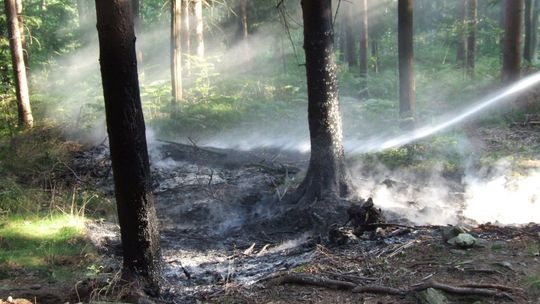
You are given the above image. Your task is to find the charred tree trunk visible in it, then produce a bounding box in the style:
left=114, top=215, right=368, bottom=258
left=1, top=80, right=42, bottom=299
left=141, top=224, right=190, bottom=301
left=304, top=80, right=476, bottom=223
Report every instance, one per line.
left=343, top=2, right=357, bottom=67
left=359, top=0, right=369, bottom=98
left=171, top=0, right=182, bottom=103
left=398, top=0, right=415, bottom=127
left=181, top=0, right=190, bottom=75
left=456, top=0, right=467, bottom=67
left=524, top=0, right=539, bottom=64
left=466, top=0, right=477, bottom=76
left=94, top=0, right=162, bottom=292
left=193, top=0, right=204, bottom=57
left=5, top=0, right=33, bottom=128
left=502, top=0, right=524, bottom=82
left=292, top=0, right=352, bottom=205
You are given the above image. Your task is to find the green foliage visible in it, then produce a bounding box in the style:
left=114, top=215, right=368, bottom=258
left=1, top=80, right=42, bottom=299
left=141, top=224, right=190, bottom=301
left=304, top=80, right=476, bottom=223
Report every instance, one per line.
left=0, top=214, right=94, bottom=280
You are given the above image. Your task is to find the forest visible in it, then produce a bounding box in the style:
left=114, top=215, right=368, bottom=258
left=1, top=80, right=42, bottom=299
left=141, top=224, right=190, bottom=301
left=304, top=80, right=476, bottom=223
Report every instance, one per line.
left=1, top=0, right=540, bottom=303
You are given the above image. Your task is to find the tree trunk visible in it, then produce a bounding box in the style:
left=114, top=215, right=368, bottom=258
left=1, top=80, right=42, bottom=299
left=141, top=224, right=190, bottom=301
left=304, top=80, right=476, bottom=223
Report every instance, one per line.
left=133, top=0, right=145, bottom=81
left=398, top=0, right=415, bottom=126
left=94, top=0, right=162, bottom=293
left=14, top=0, right=28, bottom=75
left=502, top=0, right=523, bottom=82
left=456, top=0, right=467, bottom=67
left=239, top=0, right=248, bottom=41
left=524, top=0, right=538, bottom=64
left=193, top=0, right=204, bottom=57
left=4, top=0, right=33, bottom=128
left=343, top=2, right=356, bottom=67
left=292, top=0, right=352, bottom=205
left=339, top=21, right=346, bottom=61
left=76, top=0, right=86, bottom=28
left=466, top=0, right=477, bottom=76
left=371, top=39, right=379, bottom=73
left=171, top=0, right=182, bottom=103
left=181, top=0, right=190, bottom=75
left=359, top=0, right=369, bottom=98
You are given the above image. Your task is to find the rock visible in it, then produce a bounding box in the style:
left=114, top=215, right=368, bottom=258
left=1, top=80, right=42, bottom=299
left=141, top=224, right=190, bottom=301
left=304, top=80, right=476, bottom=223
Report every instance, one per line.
left=416, top=288, right=449, bottom=304
left=447, top=233, right=476, bottom=248
left=440, top=226, right=466, bottom=242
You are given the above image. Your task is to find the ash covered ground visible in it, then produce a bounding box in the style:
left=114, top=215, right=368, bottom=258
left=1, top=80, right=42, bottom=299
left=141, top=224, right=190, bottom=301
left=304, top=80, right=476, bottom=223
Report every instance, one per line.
left=73, top=135, right=540, bottom=303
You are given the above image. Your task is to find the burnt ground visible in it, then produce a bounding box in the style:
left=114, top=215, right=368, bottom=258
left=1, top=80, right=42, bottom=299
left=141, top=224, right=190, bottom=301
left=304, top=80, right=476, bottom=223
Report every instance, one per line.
left=2, top=125, right=540, bottom=304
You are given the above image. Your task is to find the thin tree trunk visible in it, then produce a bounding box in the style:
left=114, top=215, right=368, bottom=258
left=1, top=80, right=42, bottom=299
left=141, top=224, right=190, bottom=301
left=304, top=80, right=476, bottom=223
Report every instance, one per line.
left=359, top=0, right=369, bottom=98
left=371, top=39, right=379, bottom=73
left=466, top=0, right=477, bottom=76
left=339, top=21, right=346, bottom=61
left=193, top=0, right=204, bottom=57
left=502, top=0, right=524, bottom=82
left=181, top=0, right=190, bottom=75
left=239, top=0, right=248, bottom=41
left=524, top=0, right=538, bottom=64
left=344, top=2, right=356, bottom=67
left=4, top=0, right=33, bottom=128
left=94, top=0, right=162, bottom=292
left=456, top=0, right=467, bottom=67
left=133, top=0, right=145, bottom=81
left=291, top=0, right=352, bottom=205
left=532, top=0, right=539, bottom=63
left=171, top=0, right=182, bottom=103
left=14, top=0, right=28, bottom=75
left=76, top=0, right=86, bottom=28
left=398, top=0, right=415, bottom=127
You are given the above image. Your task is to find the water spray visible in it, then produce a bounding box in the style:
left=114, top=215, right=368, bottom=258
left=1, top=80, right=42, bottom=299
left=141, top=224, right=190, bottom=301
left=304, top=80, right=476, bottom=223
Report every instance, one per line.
left=347, top=72, right=540, bottom=154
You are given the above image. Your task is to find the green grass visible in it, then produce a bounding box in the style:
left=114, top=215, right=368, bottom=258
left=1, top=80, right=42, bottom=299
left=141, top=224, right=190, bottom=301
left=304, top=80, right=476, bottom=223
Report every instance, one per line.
left=0, top=214, right=95, bottom=281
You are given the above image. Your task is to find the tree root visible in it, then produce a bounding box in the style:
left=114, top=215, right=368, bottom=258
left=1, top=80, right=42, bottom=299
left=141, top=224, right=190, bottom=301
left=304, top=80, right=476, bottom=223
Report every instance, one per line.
left=267, top=273, right=356, bottom=290
left=267, top=273, right=518, bottom=300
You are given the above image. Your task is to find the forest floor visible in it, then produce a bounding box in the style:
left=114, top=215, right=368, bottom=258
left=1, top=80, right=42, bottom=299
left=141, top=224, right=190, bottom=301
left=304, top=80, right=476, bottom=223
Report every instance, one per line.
left=1, top=123, right=540, bottom=304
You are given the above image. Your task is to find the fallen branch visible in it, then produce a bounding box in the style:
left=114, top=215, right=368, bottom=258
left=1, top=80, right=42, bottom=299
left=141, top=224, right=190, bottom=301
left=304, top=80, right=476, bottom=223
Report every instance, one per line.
left=267, top=273, right=516, bottom=300
left=267, top=273, right=356, bottom=290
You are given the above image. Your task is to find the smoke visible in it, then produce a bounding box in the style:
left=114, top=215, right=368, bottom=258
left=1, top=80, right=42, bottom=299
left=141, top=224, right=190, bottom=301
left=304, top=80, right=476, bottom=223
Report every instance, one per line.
left=462, top=159, right=540, bottom=225
left=31, top=4, right=540, bottom=228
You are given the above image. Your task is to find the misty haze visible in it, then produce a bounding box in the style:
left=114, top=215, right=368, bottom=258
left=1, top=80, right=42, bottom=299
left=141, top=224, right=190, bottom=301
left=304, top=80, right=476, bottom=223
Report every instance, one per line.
left=1, top=0, right=540, bottom=303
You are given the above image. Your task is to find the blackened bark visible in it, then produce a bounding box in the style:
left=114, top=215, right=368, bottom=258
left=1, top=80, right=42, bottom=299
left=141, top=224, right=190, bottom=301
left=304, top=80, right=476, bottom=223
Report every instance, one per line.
left=94, top=0, right=162, bottom=292
left=5, top=0, right=33, bottom=128
left=398, top=0, right=415, bottom=124
left=524, top=0, right=538, bottom=64
left=293, top=0, right=352, bottom=204
left=171, top=0, right=183, bottom=103
left=502, top=0, right=523, bottom=82
left=359, top=0, right=369, bottom=98
left=466, top=0, right=477, bottom=76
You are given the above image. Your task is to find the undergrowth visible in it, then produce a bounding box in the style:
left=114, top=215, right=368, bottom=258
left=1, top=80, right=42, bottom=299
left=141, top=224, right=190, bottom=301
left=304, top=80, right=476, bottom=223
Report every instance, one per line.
left=0, top=126, right=107, bottom=284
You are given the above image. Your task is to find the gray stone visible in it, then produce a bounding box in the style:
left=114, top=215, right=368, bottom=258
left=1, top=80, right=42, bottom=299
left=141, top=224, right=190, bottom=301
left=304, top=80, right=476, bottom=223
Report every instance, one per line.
left=441, top=226, right=466, bottom=242
left=416, top=288, right=449, bottom=304
left=447, top=233, right=476, bottom=248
